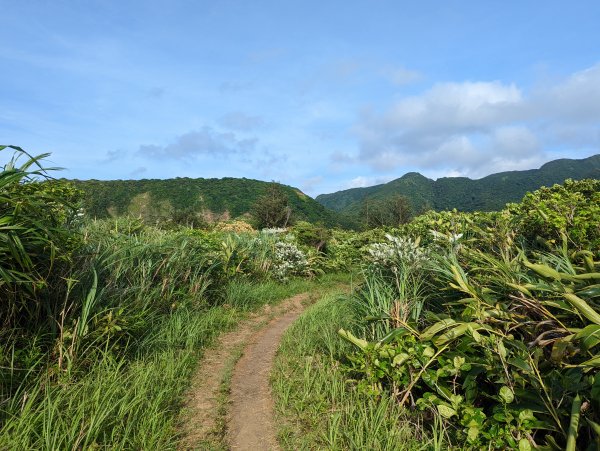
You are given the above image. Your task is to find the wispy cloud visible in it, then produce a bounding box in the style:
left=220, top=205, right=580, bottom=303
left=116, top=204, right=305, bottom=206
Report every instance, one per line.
left=100, top=149, right=124, bottom=163
left=300, top=176, right=323, bottom=193
left=345, top=175, right=391, bottom=189
left=218, top=112, right=265, bottom=131
left=137, top=127, right=258, bottom=161
left=381, top=66, right=421, bottom=85
left=130, top=166, right=147, bottom=177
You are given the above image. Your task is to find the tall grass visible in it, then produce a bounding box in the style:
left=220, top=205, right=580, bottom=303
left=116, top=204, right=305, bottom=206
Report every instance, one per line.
left=0, top=301, right=242, bottom=449
left=2, top=147, right=362, bottom=448
left=0, top=216, right=350, bottom=448
left=273, top=292, right=429, bottom=450
left=353, top=264, right=429, bottom=341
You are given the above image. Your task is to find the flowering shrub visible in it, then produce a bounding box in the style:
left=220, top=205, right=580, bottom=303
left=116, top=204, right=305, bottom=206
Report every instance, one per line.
left=261, top=227, right=288, bottom=235
left=271, top=241, right=309, bottom=281
left=366, top=234, right=428, bottom=271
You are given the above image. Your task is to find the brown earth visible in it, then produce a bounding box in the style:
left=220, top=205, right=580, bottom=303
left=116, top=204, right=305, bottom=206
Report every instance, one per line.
left=179, top=293, right=311, bottom=450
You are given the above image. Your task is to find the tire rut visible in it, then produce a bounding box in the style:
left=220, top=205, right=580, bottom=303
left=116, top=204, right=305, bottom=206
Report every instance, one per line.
left=179, top=293, right=310, bottom=450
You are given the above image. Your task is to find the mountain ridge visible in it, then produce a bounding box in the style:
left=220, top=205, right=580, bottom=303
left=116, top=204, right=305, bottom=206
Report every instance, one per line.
left=316, top=154, right=600, bottom=214
left=70, top=154, right=600, bottom=229
left=70, top=176, right=342, bottom=227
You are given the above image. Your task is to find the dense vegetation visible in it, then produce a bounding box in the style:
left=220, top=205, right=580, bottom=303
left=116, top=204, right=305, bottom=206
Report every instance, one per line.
left=0, top=146, right=348, bottom=448
left=284, top=177, right=600, bottom=450
left=3, top=144, right=600, bottom=449
left=317, top=154, right=600, bottom=216
left=70, top=176, right=342, bottom=228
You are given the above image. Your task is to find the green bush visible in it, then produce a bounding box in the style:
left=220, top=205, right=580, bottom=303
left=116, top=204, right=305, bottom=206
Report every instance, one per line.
left=507, top=178, right=600, bottom=249
left=0, top=146, right=81, bottom=330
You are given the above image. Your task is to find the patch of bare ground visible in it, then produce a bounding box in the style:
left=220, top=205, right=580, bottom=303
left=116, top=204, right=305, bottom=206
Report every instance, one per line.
left=179, top=293, right=311, bottom=450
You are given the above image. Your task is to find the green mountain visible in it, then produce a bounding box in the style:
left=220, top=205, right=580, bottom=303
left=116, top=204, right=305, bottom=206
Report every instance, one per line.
left=316, top=154, right=600, bottom=214
left=70, top=177, right=340, bottom=227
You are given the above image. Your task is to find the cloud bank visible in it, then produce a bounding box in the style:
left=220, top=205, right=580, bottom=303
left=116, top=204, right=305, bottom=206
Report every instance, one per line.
left=355, top=64, right=600, bottom=178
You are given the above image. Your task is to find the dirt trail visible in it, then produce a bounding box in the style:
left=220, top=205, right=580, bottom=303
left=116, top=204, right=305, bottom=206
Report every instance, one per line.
left=179, top=293, right=310, bottom=450
left=228, top=294, right=307, bottom=451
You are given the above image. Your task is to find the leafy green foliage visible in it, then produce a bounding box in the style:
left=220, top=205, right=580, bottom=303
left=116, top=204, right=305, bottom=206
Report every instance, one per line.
left=338, top=178, right=600, bottom=449
left=250, top=182, right=292, bottom=229
left=290, top=220, right=331, bottom=252
left=507, top=178, right=600, bottom=249
left=273, top=292, right=422, bottom=450
left=0, top=148, right=336, bottom=447
left=360, top=194, right=413, bottom=229
left=0, top=145, right=82, bottom=330
left=3, top=145, right=600, bottom=449
left=70, top=176, right=342, bottom=227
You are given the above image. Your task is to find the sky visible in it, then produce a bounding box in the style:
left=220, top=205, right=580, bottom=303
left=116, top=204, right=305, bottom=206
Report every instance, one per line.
left=1, top=1, right=600, bottom=196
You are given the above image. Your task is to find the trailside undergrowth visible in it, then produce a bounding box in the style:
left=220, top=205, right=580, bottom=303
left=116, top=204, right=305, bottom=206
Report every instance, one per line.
left=273, top=291, right=429, bottom=450
left=0, top=275, right=344, bottom=449
left=337, top=179, right=600, bottom=450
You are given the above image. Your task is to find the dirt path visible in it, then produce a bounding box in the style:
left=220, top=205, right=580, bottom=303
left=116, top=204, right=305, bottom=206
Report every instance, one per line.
left=228, top=294, right=307, bottom=451
left=179, top=293, right=310, bottom=450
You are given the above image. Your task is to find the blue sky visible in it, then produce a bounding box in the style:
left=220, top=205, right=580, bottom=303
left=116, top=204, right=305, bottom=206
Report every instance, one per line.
left=1, top=1, right=600, bottom=196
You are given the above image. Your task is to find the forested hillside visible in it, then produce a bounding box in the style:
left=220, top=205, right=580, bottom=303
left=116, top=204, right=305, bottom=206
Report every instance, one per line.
left=317, top=154, right=600, bottom=214
left=70, top=177, right=341, bottom=227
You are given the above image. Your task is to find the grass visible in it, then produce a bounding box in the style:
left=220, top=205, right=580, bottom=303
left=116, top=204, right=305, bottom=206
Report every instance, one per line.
left=224, top=271, right=354, bottom=313
left=0, top=174, right=355, bottom=448
left=0, top=273, right=352, bottom=449
left=272, top=291, right=429, bottom=450
left=1, top=306, right=236, bottom=449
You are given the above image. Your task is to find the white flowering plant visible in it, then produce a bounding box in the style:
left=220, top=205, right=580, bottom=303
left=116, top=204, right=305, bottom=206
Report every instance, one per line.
left=366, top=233, right=428, bottom=271
left=270, top=241, right=310, bottom=282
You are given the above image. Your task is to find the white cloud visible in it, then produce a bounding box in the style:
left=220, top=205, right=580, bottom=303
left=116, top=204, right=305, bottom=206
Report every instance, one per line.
left=382, top=81, right=522, bottom=131
left=348, top=176, right=370, bottom=188
left=300, top=176, right=323, bottom=194
left=346, top=175, right=391, bottom=189
left=538, top=64, right=600, bottom=122
left=355, top=64, right=600, bottom=179
left=492, top=126, right=539, bottom=157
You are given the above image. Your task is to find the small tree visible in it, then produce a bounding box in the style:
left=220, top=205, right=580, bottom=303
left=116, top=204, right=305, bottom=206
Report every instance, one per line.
left=361, top=194, right=413, bottom=229
left=292, top=221, right=331, bottom=252
left=251, top=182, right=293, bottom=229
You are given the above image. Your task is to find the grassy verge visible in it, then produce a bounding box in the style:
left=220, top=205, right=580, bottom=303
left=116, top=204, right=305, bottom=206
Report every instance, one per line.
left=272, top=291, right=428, bottom=450
left=0, top=273, right=350, bottom=449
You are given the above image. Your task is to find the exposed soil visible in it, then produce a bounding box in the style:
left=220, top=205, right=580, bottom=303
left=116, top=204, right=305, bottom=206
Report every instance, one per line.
left=179, top=293, right=310, bottom=450
left=228, top=293, right=307, bottom=451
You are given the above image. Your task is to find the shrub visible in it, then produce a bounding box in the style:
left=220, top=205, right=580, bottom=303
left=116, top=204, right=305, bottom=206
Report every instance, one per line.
left=271, top=241, right=309, bottom=281
left=507, top=178, right=600, bottom=249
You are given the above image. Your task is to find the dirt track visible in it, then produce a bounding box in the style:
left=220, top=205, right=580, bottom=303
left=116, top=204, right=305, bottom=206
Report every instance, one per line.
left=180, top=293, right=309, bottom=450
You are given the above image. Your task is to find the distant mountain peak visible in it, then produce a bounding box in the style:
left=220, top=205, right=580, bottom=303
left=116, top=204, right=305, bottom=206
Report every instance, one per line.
left=400, top=171, right=430, bottom=180
left=317, top=154, right=600, bottom=214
